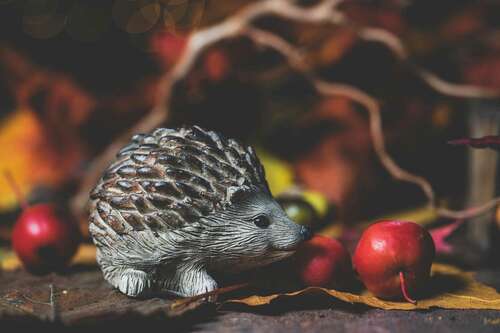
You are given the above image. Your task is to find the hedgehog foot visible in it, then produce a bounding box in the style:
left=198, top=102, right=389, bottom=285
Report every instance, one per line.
left=114, top=268, right=154, bottom=297
left=102, top=264, right=154, bottom=298
left=158, top=265, right=218, bottom=298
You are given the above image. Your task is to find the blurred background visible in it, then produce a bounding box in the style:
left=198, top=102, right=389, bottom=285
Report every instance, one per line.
left=0, top=0, right=499, bottom=268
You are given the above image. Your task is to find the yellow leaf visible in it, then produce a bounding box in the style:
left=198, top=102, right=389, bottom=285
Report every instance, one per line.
left=0, top=250, right=20, bottom=271
left=302, top=190, right=329, bottom=218
left=225, top=263, right=500, bottom=310
left=71, top=243, right=97, bottom=266
left=256, top=149, right=294, bottom=196
left=0, top=109, right=83, bottom=210
left=374, top=204, right=438, bottom=227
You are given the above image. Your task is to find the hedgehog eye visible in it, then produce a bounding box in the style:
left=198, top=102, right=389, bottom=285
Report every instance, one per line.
left=253, top=215, right=270, bottom=229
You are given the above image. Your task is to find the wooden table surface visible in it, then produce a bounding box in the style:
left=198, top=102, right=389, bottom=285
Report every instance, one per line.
left=1, top=267, right=499, bottom=332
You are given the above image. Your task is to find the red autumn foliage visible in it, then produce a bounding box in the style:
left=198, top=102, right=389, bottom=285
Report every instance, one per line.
left=204, top=49, right=230, bottom=81
left=295, top=97, right=373, bottom=216
left=151, top=31, right=188, bottom=68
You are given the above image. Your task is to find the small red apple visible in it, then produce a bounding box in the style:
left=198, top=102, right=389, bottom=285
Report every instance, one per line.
left=353, top=220, right=435, bottom=303
left=5, top=171, right=81, bottom=274
left=295, top=235, right=353, bottom=288
left=12, top=203, right=81, bottom=274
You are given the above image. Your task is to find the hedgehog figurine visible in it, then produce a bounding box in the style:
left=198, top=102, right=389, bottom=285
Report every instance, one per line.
left=89, top=126, right=311, bottom=298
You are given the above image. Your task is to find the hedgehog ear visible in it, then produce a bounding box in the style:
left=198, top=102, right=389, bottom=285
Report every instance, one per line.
left=227, top=186, right=250, bottom=204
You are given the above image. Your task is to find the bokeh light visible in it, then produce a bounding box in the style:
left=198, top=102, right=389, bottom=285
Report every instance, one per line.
left=112, top=0, right=161, bottom=34
left=16, top=0, right=206, bottom=41
left=162, top=0, right=205, bottom=33
left=67, top=3, right=111, bottom=42
left=22, top=0, right=66, bottom=39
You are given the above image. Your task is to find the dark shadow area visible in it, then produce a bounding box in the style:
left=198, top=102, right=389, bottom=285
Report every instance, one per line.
left=420, top=272, right=468, bottom=299
left=219, top=291, right=371, bottom=316
left=0, top=302, right=221, bottom=333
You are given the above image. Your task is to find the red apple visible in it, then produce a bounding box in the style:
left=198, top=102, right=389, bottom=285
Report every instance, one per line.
left=12, top=203, right=81, bottom=274
left=353, top=220, right=435, bottom=303
left=5, top=171, right=81, bottom=273
left=295, top=235, right=353, bottom=288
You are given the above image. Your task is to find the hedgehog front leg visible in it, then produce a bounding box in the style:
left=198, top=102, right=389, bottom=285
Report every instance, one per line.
left=158, top=264, right=218, bottom=297
left=100, top=263, right=155, bottom=297
left=116, top=268, right=155, bottom=297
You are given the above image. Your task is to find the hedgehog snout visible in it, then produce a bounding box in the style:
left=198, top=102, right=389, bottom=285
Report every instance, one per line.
left=267, top=214, right=308, bottom=252
left=299, top=225, right=312, bottom=241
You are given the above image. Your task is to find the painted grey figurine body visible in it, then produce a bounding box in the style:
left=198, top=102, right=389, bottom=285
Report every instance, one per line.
left=89, top=126, right=310, bottom=298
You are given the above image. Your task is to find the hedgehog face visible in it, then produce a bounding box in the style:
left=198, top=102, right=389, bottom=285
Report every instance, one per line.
left=201, top=189, right=310, bottom=271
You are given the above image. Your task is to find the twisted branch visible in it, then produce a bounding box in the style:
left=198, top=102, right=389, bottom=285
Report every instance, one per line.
left=71, top=0, right=500, bottom=220
left=245, top=27, right=499, bottom=220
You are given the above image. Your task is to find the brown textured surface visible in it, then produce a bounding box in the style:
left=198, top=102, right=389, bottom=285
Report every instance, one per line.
left=1, top=266, right=499, bottom=332
left=0, top=266, right=202, bottom=327
left=195, top=308, right=500, bottom=333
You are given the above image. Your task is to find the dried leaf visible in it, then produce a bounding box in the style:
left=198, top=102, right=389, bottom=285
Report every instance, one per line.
left=171, top=283, right=249, bottom=313
left=448, top=136, right=500, bottom=151
left=225, top=263, right=500, bottom=310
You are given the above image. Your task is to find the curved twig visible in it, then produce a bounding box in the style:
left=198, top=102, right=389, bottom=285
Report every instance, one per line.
left=71, top=0, right=500, bottom=220
left=243, top=27, right=499, bottom=220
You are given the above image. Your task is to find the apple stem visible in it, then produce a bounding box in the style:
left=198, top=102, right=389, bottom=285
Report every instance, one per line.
left=3, top=170, right=28, bottom=210
left=399, top=271, right=417, bottom=304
